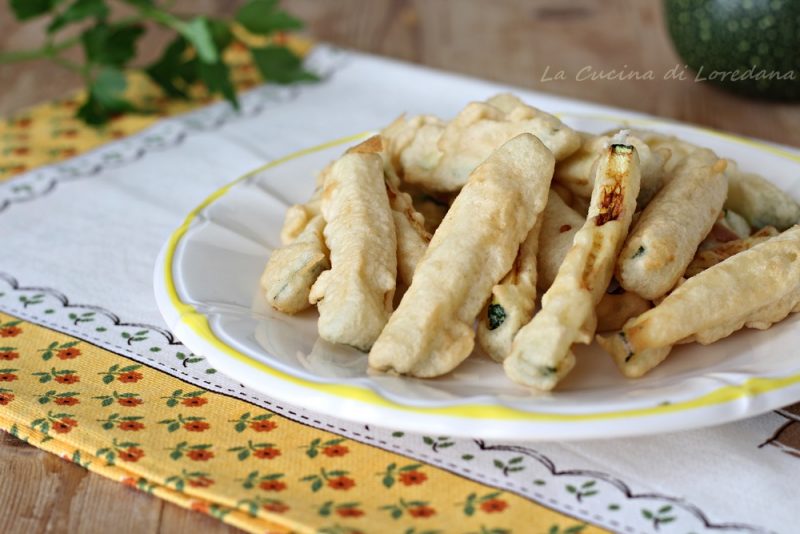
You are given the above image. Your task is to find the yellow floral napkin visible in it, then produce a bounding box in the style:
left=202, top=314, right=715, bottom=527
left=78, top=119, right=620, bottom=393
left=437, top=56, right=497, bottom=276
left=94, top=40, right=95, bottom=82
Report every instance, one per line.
left=0, top=312, right=595, bottom=533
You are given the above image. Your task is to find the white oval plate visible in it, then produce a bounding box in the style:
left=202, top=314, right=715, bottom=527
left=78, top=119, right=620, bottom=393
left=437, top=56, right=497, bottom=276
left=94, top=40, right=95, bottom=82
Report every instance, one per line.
left=154, top=113, right=800, bottom=441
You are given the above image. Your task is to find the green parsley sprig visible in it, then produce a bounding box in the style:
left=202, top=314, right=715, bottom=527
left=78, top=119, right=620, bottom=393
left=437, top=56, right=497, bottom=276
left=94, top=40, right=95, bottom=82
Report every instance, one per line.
left=2, top=0, right=317, bottom=125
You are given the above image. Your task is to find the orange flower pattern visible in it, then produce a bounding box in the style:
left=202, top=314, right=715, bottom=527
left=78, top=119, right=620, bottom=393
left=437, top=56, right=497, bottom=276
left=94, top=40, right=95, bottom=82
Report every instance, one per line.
left=0, top=310, right=604, bottom=534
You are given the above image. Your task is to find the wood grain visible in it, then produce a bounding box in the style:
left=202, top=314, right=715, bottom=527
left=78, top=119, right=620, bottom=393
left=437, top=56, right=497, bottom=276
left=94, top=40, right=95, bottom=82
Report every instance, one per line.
left=0, top=431, right=239, bottom=534
left=1, top=1, right=798, bottom=533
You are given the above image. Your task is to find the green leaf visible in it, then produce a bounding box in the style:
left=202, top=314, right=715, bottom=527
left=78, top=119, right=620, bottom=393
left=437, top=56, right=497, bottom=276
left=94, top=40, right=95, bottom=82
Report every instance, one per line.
left=10, top=0, right=58, bottom=20
left=197, top=61, right=238, bottom=108
left=399, top=464, right=421, bottom=472
left=236, top=0, right=302, bottom=34
left=250, top=45, right=318, bottom=84
left=48, top=0, right=109, bottom=33
left=657, top=505, right=673, bottom=514
left=78, top=67, right=135, bottom=125
left=642, top=509, right=654, bottom=520
left=237, top=449, right=249, bottom=461
left=382, top=475, right=394, bottom=488
left=422, top=436, right=434, bottom=445
left=207, top=18, right=233, bottom=52
left=88, top=65, right=127, bottom=104
left=180, top=17, right=218, bottom=64
left=310, top=478, right=323, bottom=492
left=81, top=23, right=144, bottom=67
left=170, top=450, right=182, bottom=460
left=101, top=374, right=113, bottom=384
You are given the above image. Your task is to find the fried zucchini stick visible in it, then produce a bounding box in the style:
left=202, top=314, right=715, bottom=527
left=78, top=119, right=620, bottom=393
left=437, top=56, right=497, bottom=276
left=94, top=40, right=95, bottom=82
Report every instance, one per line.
left=598, top=226, right=800, bottom=378
left=724, top=163, right=800, bottom=231
left=616, top=149, right=728, bottom=300
left=477, top=218, right=543, bottom=362
left=261, top=215, right=329, bottom=314
left=537, top=189, right=585, bottom=291
left=685, top=226, right=778, bottom=277
left=308, top=151, right=397, bottom=351
left=350, top=135, right=432, bottom=285
left=369, top=134, right=554, bottom=377
left=504, top=143, right=641, bottom=391
left=402, top=95, right=579, bottom=192
left=280, top=199, right=319, bottom=245
left=382, top=114, right=446, bottom=185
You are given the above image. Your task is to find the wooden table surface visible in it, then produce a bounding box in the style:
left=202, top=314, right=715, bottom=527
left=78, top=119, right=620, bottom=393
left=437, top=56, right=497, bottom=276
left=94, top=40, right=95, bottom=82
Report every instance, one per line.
left=1, top=1, right=798, bottom=533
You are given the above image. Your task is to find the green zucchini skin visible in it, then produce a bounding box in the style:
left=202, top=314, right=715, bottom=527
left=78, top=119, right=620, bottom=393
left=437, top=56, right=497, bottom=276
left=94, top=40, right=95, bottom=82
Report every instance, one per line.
left=664, top=0, right=799, bottom=101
